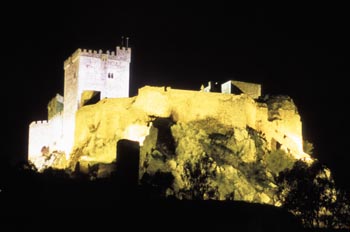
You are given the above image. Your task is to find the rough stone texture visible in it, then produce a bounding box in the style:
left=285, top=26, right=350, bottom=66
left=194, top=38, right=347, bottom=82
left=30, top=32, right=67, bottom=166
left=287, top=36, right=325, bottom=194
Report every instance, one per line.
left=70, top=86, right=311, bottom=163
left=29, top=46, right=132, bottom=169
left=139, top=118, right=277, bottom=203
left=28, top=84, right=314, bottom=205
left=65, top=86, right=313, bottom=205
left=62, top=47, right=131, bottom=156
left=70, top=86, right=309, bottom=165
left=47, top=94, right=63, bottom=120
left=28, top=113, right=64, bottom=169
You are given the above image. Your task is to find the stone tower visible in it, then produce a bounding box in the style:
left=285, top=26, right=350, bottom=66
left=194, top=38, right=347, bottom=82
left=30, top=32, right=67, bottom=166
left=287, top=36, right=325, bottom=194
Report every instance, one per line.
left=62, top=46, right=131, bottom=156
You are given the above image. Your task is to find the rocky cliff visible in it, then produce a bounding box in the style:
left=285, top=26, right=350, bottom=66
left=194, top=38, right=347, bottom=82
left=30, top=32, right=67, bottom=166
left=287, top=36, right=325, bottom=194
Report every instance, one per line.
left=139, top=117, right=297, bottom=204
left=48, top=86, right=312, bottom=205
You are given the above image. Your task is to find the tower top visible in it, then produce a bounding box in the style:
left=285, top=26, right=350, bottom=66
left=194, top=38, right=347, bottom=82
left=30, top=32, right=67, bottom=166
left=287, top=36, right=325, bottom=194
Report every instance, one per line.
left=64, top=44, right=131, bottom=69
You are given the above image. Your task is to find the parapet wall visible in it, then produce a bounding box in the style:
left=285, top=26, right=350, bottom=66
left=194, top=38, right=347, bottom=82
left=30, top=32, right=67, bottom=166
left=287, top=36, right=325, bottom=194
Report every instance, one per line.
left=116, top=46, right=131, bottom=62
left=28, top=112, right=64, bottom=164
left=135, top=86, right=305, bottom=159
left=230, top=80, right=261, bottom=99
left=30, top=120, right=48, bottom=126
left=64, top=47, right=131, bottom=69
left=71, top=85, right=308, bottom=166
left=135, top=86, right=257, bottom=128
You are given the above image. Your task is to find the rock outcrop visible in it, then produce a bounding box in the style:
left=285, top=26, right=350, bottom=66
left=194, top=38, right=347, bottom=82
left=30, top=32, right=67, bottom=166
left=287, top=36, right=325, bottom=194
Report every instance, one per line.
left=45, top=86, right=312, bottom=205
left=139, top=117, right=295, bottom=204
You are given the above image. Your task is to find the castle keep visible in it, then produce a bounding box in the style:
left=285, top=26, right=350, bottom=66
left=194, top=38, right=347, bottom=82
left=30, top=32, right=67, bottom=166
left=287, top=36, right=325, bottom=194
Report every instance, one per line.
left=28, top=44, right=131, bottom=168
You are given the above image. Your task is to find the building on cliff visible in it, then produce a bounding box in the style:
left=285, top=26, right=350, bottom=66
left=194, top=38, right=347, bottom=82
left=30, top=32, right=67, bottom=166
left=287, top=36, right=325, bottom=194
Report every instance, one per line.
left=28, top=43, right=310, bottom=170
left=202, top=80, right=261, bottom=99
left=28, top=43, right=131, bottom=169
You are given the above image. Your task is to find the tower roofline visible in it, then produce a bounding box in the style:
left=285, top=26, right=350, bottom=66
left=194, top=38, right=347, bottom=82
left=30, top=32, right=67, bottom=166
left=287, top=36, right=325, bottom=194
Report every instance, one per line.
left=64, top=46, right=131, bottom=69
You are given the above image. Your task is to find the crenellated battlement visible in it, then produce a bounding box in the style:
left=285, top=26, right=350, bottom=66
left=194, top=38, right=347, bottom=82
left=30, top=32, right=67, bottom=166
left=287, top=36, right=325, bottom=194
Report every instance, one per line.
left=64, top=46, right=131, bottom=69
left=30, top=111, right=63, bottom=127
left=116, top=46, right=131, bottom=62
left=30, top=120, right=48, bottom=126
left=79, top=48, right=126, bottom=60
left=116, top=46, right=131, bottom=52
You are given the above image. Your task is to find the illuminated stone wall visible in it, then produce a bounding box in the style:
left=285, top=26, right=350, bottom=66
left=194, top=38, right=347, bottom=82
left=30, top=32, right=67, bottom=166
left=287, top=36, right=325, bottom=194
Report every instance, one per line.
left=221, top=80, right=261, bottom=99
left=135, top=86, right=306, bottom=159
left=77, top=47, right=130, bottom=102
left=255, top=102, right=305, bottom=158
left=133, top=87, right=257, bottom=128
left=28, top=45, right=131, bottom=165
left=28, top=43, right=309, bottom=172
left=71, top=86, right=310, bottom=166
left=63, top=50, right=80, bottom=157
left=63, top=46, right=131, bottom=157
left=47, top=94, right=63, bottom=120
left=28, top=112, right=63, bottom=168
left=73, top=97, right=143, bottom=164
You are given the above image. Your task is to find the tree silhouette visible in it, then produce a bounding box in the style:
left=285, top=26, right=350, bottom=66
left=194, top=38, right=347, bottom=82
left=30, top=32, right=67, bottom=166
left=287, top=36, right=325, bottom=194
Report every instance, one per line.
left=182, top=154, right=219, bottom=200
left=276, top=160, right=350, bottom=229
left=140, top=171, right=174, bottom=199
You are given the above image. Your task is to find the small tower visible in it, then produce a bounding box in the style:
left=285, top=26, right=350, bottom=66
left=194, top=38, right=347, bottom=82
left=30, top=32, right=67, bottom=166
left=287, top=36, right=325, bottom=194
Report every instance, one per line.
left=221, top=80, right=261, bottom=99
left=47, top=94, right=63, bottom=120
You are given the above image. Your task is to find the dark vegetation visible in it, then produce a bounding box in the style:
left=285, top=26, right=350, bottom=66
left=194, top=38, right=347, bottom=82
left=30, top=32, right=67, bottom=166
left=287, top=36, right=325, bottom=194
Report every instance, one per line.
left=276, top=160, right=350, bottom=230
left=1, top=156, right=348, bottom=231
left=0, top=159, right=303, bottom=232
left=1, top=119, right=348, bottom=231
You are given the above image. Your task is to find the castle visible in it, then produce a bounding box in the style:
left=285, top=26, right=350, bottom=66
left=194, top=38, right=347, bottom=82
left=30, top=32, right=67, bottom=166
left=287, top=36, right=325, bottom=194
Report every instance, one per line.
left=28, top=44, right=131, bottom=169
left=28, top=43, right=310, bottom=171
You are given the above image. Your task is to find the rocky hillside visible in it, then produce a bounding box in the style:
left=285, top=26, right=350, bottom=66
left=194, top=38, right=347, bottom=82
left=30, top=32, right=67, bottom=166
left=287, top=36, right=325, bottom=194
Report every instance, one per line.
left=139, top=117, right=297, bottom=204
left=44, top=86, right=313, bottom=205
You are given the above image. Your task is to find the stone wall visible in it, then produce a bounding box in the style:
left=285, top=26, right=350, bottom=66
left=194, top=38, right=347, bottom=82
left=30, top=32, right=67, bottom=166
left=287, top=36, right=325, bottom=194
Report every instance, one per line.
left=47, top=94, right=63, bottom=120
left=28, top=112, right=64, bottom=168
left=62, top=46, right=131, bottom=157
left=71, top=86, right=309, bottom=166
left=224, top=80, right=261, bottom=99
left=63, top=54, right=79, bottom=157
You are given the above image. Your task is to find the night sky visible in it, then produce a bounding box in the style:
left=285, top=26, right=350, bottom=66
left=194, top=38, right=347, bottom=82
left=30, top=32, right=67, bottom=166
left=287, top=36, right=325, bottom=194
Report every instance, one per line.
left=3, top=2, right=350, bottom=191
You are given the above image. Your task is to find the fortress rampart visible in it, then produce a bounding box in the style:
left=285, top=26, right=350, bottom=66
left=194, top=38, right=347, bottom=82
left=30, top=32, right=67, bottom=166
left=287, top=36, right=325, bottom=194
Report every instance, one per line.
left=71, top=86, right=309, bottom=166
left=64, top=47, right=131, bottom=69
left=28, top=41, right=310, bottom=171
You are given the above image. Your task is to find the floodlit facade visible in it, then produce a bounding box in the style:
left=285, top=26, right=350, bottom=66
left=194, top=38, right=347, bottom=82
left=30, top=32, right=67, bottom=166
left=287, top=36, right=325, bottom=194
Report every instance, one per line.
left=28, top=45, right=131, bottom=168
left=28, top=43, right=310, bottom=171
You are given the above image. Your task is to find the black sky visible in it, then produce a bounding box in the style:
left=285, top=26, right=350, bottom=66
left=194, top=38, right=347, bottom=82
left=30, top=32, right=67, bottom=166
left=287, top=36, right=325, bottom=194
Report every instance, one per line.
left=3, top=2, right=350, bottom=190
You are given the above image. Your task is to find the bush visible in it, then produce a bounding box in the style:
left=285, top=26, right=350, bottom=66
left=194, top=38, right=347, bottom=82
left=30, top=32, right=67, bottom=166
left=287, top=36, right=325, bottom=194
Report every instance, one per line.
left=266, top=149, right=295, bottom=176
left=276, top=160, right=350, bottom=229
